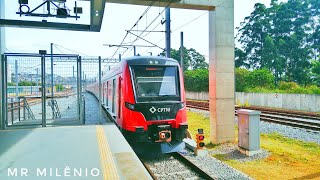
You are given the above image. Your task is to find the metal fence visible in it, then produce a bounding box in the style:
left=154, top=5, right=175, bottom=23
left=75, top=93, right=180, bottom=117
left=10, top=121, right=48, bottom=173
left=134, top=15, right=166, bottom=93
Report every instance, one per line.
left=0, top=53, right=84, bottom=128
left=0, top=53, right=120, bottom=129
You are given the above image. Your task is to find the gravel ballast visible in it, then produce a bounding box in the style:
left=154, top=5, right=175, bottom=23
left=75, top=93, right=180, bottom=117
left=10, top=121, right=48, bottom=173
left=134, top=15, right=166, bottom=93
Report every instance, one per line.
left=180, top=149, right=252, bottom=180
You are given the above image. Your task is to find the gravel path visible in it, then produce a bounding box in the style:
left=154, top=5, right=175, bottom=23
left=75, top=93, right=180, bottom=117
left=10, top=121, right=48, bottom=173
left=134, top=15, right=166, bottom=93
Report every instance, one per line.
left=188, top=108, right=320, bottom=145
left=84, top=92, right=111, bottom=125
left=208, top=143, right=271, bottom=163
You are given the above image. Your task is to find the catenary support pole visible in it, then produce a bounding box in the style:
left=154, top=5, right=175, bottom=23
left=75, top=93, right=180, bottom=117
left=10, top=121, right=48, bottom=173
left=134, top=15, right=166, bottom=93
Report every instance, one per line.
left=98, top=56, right=102, bottom=119
left=165, top=8, right=171, bottom=58
left=180, top=32, right=184, bottom=72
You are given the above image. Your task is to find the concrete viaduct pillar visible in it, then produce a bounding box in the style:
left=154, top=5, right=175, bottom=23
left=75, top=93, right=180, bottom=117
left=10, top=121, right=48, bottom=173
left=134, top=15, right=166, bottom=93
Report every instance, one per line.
left=208, top=1, right=235, bottom=143
left=0, top=0, right=5, bottom=130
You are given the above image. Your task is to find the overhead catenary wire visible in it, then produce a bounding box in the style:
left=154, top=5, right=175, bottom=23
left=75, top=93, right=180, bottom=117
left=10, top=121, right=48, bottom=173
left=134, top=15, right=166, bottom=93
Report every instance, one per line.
left=53, top=43, right=90, bottom=56
left=110, top=0, right=157, bottom=59
left=141, top=11, right=208, bottom=55
left=120, top=0, right=176, bottom=58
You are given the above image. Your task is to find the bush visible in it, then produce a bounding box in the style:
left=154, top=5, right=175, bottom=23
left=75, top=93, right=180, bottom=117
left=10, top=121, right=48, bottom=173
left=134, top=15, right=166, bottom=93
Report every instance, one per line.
left=235, top=68, right=250, bottom=91
left=278, top=81, right=299, bottom=90
left=306, top=85, right=320, bottom=94
left=247, top=68, right=274, bottom=88
left=184, top=69, right=209, bottom=92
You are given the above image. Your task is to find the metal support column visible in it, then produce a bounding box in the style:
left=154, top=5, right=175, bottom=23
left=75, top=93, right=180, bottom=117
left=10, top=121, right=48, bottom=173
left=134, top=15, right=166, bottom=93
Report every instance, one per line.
left=0, top=55, right=6, bottom=129
left=41, top=54, right=46, bottom=127
left=78, top=56, right=84, bottom=124
left=4, top=56, right=8, bottom=127
left=0, top=0, right=5, bottom=130
left=77, top=57, right=80, bottom=123
left=180, top=31, right=184, bottom=72
left=165, top=8, right=171, bottom=58
left=50, top=43, right=54, bottom=119
left=98, top=56, right=102, bottom=119
left=15, top=60, right=18, bottom=97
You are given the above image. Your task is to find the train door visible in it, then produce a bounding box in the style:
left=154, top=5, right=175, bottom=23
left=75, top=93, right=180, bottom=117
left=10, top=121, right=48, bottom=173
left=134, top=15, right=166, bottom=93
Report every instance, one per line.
left=106, top=81, right=108, bottom=107
left=112, top=79, right=116, bottom=114
left=118, top=77, right=122, bottom=118
left=102, top=83, right=105, bottom=105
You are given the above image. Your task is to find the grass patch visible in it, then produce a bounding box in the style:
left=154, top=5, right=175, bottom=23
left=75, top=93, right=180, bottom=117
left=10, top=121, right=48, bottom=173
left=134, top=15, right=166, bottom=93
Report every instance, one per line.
left=187, top=111, right=320, bottom=179
left=186, top=111, right=212, bottom=146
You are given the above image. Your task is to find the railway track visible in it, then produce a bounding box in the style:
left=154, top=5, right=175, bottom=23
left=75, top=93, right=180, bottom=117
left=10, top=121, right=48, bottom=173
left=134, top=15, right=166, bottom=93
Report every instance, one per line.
left=187, top=101, right=320, bottom=131
left=140, top=152, right=214, bottom=180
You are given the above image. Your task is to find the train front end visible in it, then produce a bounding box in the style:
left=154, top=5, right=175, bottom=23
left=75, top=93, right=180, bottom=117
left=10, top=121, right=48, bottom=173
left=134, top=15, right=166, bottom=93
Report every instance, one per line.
left=121, top=57, right=188, bottom=154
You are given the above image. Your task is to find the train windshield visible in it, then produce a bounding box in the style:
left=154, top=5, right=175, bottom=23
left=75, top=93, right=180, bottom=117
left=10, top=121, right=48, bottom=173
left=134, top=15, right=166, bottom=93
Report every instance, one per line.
left=130, top=66, right=180, bottom=102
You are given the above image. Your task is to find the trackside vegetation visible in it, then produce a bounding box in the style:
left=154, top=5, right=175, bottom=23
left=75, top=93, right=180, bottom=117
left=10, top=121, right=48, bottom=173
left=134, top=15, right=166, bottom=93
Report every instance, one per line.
left=184, top=68, right=320, bottom=94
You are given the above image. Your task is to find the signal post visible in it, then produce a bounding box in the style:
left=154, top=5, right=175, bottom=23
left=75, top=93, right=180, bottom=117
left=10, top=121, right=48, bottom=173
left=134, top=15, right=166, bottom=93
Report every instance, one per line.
left=195, top=129, right=208, bottom=157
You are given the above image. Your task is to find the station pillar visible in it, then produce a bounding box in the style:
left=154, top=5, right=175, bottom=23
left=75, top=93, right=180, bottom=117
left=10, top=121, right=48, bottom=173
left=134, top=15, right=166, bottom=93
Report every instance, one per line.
left=208, top=0, right=235, bottom=143
left=0, top=0, right=5, bottom=130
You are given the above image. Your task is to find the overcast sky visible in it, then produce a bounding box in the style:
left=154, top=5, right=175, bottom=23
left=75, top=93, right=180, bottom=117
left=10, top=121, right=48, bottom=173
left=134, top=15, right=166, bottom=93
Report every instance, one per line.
left=3, top=0, right=284, bottom=59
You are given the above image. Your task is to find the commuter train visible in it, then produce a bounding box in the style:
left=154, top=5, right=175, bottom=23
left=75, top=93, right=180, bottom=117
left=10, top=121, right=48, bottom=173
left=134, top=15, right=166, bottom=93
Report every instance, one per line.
left=86, top=56, right=188, bottom=154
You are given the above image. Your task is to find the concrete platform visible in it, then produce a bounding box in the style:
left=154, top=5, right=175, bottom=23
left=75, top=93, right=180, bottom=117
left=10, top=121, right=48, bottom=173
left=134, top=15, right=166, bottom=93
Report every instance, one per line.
left=0, top=125, right=151, bottom=180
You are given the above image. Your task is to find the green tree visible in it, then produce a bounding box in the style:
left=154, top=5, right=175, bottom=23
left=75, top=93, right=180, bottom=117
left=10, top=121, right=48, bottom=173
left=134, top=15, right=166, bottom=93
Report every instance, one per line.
left=311, top=60, right=320, bottom=86
left=235, top=47, right=249, bottom=68
left=55, top=84, right=64, bottom=92
left=161, top=47, right=208, bottom=71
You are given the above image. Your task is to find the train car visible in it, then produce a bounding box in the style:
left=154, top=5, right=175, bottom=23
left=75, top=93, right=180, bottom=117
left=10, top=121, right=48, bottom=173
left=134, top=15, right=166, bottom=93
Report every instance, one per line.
left=86, top=56, right=188, bottom=154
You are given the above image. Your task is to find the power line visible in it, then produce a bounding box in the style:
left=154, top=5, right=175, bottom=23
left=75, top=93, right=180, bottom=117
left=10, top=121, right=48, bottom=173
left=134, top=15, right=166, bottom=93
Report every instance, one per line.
left=53, top=43, right=89, bottom=56
left=141, top=12, right=208, bottom=55
left=121, top=0, right=175, bottom=57
left=172, top=12, right=207, bottom=32
left=53, top=44, right=64, bottom=54
left=5, top=48, right=12, bottom=53
left=110, top=0, right=157, bottom=59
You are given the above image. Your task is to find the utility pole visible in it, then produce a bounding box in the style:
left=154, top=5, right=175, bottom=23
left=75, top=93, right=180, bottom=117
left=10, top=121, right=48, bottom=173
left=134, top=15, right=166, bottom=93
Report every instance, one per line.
left=180, top=32, right=184, bottom=72
left=165, top=8, right=171, bottom=58
left=133, top=46, right=136, bottom=56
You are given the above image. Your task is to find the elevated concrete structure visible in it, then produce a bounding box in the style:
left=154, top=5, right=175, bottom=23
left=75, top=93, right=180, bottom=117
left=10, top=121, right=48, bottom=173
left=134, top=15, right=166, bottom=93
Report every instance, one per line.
left=208, top=0, right=235, bottom=143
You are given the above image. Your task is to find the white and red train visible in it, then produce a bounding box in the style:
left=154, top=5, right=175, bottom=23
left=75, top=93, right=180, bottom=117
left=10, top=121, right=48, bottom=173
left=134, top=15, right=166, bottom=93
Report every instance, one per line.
left=86, top=56, right=188, bottom=154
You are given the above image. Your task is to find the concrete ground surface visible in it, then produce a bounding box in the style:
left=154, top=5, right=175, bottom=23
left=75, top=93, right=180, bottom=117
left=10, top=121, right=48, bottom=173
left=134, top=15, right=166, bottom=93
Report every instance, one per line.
left=0, top=125, right=151, bottom=180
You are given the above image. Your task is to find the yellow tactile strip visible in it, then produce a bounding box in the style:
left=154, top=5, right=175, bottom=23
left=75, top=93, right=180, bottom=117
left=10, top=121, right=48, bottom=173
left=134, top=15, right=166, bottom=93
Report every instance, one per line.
left=96, top=125, right=120, bottom=180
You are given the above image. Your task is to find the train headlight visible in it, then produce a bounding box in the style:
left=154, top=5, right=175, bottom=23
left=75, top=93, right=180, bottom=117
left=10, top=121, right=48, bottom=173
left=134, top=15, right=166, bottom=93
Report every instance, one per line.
left=125, top=102, right=135, bottom=110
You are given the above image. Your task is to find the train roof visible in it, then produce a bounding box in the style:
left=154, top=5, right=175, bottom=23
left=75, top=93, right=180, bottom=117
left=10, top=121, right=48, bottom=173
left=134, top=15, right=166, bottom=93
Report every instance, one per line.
left=122, top=56, right=180, bottom=66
